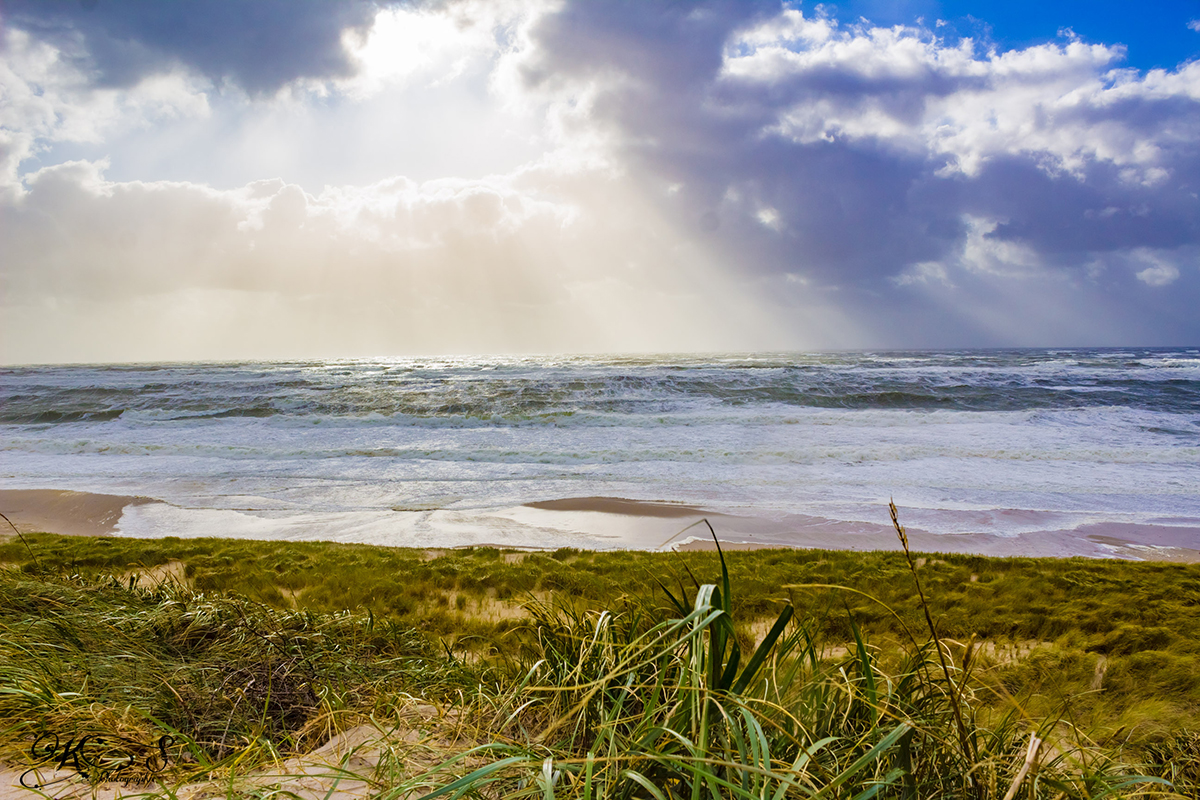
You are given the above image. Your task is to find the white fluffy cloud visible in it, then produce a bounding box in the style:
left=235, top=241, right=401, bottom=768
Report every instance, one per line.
left=0, top=26, right=210, bottom=189
left=722, top=11, right=1200, bottom=182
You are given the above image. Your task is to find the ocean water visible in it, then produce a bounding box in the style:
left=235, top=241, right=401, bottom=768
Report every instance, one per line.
left=1, top=349, right=1198, bottom=550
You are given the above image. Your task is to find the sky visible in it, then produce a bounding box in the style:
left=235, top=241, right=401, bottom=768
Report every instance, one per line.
left=1, top=0, right=1199, bottom=363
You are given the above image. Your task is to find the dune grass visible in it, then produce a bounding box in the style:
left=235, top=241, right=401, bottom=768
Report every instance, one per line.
left=3, top=530, right=1198, bottom=741
left=447, top=558, right=1173, bottom=798
left=0, top=523, right=1198, bottom=797
left=0, top=569, right=477, bottom=781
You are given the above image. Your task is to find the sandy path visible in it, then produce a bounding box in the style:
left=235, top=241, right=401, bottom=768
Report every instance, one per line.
left=0, top=704, right=478, bottom=800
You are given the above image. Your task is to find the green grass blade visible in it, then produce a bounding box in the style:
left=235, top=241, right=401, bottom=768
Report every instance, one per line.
left=848, top=767, right=904, bottom=800
left=707, top=520, right=732, bottom=618
left=810, top=723, right=911, bottom=800
left=417, top=754, right=528, bottom=800
left=654, top=577, right=690, bottom=617
left=624, top=769, right=671, bottom=800
left=849, top=616, right=878, bottom=723
left=583, top=751, right=595, bottom=800
left=1090, top=775, right=1175, bottom=798
left=731, top=604, right=794, bottom=696
left=770, top=736, right=839, bottom=800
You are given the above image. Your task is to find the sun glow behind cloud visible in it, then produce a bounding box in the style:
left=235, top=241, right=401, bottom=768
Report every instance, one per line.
left=1, top=1, right=1198, bottom=363
left=343, top=5, right=496, bottom=95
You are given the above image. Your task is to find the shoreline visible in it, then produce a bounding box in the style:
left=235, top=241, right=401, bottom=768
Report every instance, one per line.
left=2, top=488, right=1198, bottom=563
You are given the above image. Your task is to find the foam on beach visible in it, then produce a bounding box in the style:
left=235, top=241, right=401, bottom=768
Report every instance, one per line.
left=3, top=488, right=1198, bottom=562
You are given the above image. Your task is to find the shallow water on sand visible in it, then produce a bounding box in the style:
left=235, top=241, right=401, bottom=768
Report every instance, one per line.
left=1, top=349, right=1198, bottom=552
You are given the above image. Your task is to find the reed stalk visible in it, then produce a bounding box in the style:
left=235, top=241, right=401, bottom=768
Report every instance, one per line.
left=891, top=499, right=979, bottom=787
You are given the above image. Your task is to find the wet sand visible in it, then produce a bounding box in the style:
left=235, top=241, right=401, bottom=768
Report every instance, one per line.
left=654, top=508, right=1200, bottom=562
left=672, top=519, right=1200, bottom=562
left=517, top=498, right=1200, bottom=562
left=526, top=496, right=706, bottom=518
left=2, top=487, right=1197, bottom=562
left=0, top=489, right=155, bottom=537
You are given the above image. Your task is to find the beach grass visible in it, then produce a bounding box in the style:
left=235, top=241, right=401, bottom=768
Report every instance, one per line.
left=1, top=528, right=1198, bottom=797
left=0, top=569, right=476, bottom=772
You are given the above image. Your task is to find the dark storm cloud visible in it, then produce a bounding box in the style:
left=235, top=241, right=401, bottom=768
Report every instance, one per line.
left=517, top=5, right=963, bottom=282
left=667, top=137, right=963, bottom=281
left=520, top=3, right=1200, bottom=295
left=968, top=157, right=1200, bottom=255
left=2, top=0, right=387, bottom=93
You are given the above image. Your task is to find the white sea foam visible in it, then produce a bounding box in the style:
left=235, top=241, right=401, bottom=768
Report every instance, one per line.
left=2, top=349, right=1198, bottom=548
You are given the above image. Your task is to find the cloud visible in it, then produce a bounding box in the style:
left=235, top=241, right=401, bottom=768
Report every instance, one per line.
left=1132, top=249, right=1183, bottom=286
left=0, top=25, right=210, bottom=189
left=342, top=1, right=543, bottom=98
left=2, top=1, right=1199, bottom=360
left=0, top=158, right=793, bottom=362
left=504, top=4, right=1200, bottom=335
left=1, top=0, right=383, bottom=94
left=703, top=9, right=1200, bottom=263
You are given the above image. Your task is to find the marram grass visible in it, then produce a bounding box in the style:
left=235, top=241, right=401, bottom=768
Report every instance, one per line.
left=0, top=519, right=1197, bottom=797
left=0, top=568, right=470, bottom=777
left=4, top=527, right=1199, bottom=744
left=432, top=517, right=1178, bottom=799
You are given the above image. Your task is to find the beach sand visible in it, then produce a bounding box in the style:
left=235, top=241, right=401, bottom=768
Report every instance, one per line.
left=0, top=489, right=155, bottom=538
left=0, top=702, right=470, bottom=800
left=526, top=496, right=706, bottom=518
left=2, top=488, right=1197, bottom=562
left=673, top=517, right=1200, bottom=562
left=515, top=497, right=1200, bottom=562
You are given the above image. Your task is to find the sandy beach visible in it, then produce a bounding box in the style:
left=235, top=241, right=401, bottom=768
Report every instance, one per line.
left=0, top=490, right=156, bottom=538
left=520, top=496, right=1200, bottom=562
left=3, top=487, right=1197, bottom=563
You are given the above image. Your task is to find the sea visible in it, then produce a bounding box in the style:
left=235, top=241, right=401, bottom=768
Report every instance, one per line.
left=2, top=348, right=1198, bottom=553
